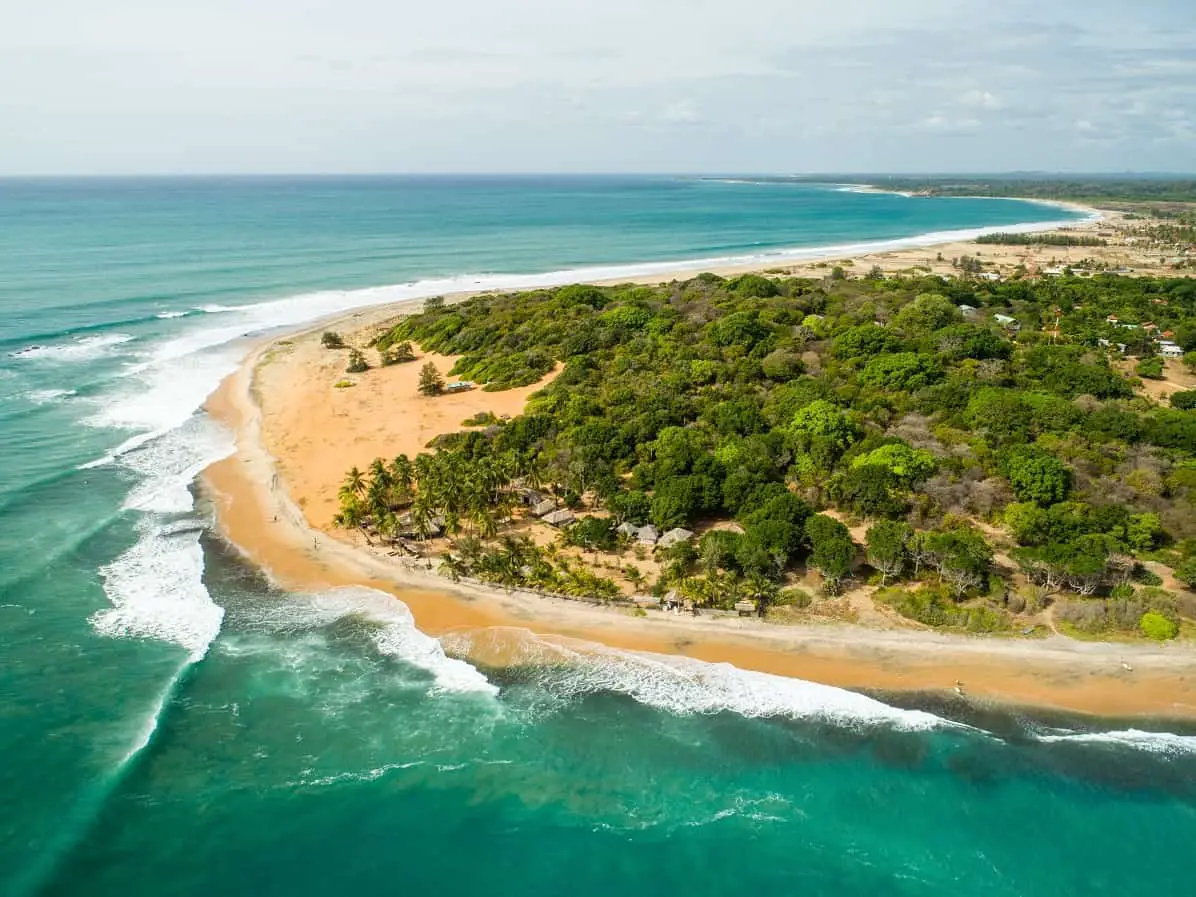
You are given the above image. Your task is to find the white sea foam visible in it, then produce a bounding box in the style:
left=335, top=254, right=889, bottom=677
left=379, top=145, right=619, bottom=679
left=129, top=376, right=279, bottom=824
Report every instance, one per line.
left=23, top=388, right=77, bottom=404
left=91, top=346, right=241, bottom=433
left=286, top=587, right=498, bottom=696
left=474, top=635, right=949, bottom=730
left=1035, top=728, right=1196, bottom=754
left=91, top=411, right=235, bottom=657
left=120, top=417, right=235, bottom=514
left=155, top=310, right=188, bottom=319
left=8, top=333, right=134, bottom=361
left=93, top=517, right=224, bottom=661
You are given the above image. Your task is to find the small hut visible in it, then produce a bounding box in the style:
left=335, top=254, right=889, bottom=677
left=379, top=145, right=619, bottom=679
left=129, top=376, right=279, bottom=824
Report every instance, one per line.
left=616, top=522, right=640, bottom=539
left=636, top=524, right=660, bottom=546
left=542, top=509, right=576, bottom=528
left=658, top=527, right=694, bottom=550
left=531, top=498, right=558, bottom=518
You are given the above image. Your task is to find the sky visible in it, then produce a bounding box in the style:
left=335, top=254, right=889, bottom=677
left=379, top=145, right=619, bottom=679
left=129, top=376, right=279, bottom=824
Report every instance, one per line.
left=1, top=0, right=1193, bottom=175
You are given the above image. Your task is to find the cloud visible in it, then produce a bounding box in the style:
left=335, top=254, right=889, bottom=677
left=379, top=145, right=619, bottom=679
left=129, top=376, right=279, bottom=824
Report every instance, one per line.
left=959, top=90, right=1004, bottom=110
left=660, top=100, right=702, bottom=124
left=0, top=0, right=1192, bottom=173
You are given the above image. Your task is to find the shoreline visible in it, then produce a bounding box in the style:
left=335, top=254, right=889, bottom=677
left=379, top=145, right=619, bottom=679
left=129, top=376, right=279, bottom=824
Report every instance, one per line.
left=199, top=210, right=1196, bottom=722
left=179, top=196, right=1101, bottom=344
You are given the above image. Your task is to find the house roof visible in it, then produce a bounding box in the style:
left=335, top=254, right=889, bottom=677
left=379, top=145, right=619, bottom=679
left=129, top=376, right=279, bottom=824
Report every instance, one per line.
left=542, top=509, right=576, bottom=527
left=658, top=527, right=695, bottom=548
left=636, top=525, right=660, bottom=544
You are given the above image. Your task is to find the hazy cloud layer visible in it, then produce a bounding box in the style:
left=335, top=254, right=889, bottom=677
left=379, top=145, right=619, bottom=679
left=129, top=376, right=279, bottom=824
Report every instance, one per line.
left=1, top=0, right=1192, bottom=173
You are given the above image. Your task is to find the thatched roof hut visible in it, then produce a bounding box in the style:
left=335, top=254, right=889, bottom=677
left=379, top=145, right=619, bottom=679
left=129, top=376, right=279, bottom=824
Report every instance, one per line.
left=636, top=524, right=660, bottom=545
left=542, top=509, right=576, bottom=527
left=658, top=527, right=694, bottom=549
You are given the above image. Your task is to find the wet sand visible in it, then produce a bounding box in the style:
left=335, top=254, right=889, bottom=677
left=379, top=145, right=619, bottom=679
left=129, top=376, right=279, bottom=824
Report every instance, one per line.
left=202, top=306, right=1196, bottom=721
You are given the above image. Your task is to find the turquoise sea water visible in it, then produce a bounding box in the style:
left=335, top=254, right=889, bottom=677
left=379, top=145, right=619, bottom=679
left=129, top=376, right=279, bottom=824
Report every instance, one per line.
left=2, top=175, right=1194, bottom=897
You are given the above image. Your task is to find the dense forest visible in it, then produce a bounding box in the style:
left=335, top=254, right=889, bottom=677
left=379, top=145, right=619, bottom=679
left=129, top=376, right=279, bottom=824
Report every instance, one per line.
left=844, top=177, right=1196, bottom=205
left=340, top=270, right=1196, bottom=640
left=974, top=233, right=1107, bottom=247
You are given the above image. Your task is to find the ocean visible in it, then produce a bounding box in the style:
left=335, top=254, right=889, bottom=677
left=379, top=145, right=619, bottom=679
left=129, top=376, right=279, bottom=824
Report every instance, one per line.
left=1, top=175, right=1193, bottom=897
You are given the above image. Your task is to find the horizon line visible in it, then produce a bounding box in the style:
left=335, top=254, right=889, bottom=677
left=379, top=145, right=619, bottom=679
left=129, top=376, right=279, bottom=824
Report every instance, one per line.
left=1, top=170, right=1194, bottom=181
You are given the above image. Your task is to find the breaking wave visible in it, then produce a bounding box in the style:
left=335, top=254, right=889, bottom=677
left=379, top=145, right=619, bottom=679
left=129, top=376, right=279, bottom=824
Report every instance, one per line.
left=251, top=587, right=499, bottom=696
left=1035, top=727, right=1196, bottom=754
left=448, top=631, right=949, bottom=730
left=7, top=333, right=134, bottom=361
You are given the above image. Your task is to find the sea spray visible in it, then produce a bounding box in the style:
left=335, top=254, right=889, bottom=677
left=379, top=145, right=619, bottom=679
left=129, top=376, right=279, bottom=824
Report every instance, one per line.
left=444, top=630, right=950, bottom=730
left=276, top=587, right=498, bottom=696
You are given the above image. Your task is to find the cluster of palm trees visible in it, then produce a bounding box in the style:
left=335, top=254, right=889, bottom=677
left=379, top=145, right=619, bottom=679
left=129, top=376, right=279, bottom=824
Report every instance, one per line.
left=670, top=569, right=782, bottom=614
left=333, top=448, right=784, bottom=611
left=333, top=450, right=538, bottom=548
left=438, top=535, right=622, bottom=600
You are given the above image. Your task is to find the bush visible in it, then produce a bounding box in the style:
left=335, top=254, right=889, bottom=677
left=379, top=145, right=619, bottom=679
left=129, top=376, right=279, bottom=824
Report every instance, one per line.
left=1133, top=566, right=1163, bottom=586
left=1172, top=391, right=1196, bottom=410
left=777, top=587, right=814, bottom=608
left=345, top=349, right=369, bottom=373
left=1136, top=356, right=1165, bottom=380
left=418, top=362, right=444, bottom=395
left=381, top=341, right=417, bottom=366
left=1140, top=611, right=1179, bottom=640
left=462, top=411, right=500, bottom=427
left=321, top=331, right=345, bottom=349
left=333, top=379, right=355, bottom=389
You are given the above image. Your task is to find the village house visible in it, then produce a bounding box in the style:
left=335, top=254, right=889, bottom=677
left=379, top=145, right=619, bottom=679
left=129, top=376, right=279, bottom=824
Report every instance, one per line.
left=1158, top=341, right=1184, bottom=359
left=657, top=528, right=695, bottom=550
left=993, top=313, right=1020, bottom=331
left=542, top=509, right=576, bottom=527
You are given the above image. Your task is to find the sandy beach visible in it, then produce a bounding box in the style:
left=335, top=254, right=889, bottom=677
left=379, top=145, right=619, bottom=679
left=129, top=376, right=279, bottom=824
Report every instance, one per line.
left=202, top=214, right=1196, bottom=721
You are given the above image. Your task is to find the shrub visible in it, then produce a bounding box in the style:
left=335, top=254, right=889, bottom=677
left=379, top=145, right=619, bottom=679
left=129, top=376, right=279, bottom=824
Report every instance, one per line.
left=321, top=331, right=345, bottom=349
left=346, top=349, right=369, bottom=373
left=1172, top=391, right=1196, bottom=410
left=381, top=341, right=417, bottom=366
left=1133, top=566, right=1163, bottom=586
left=462, top=411, right=500, bottom=427
left=1136, top=356, right=1165, bottom=380
left=333, top=379, right=355, bottom=389
left=1140, top=611, right=1179, bottom=640
left=418, top=362, right=444, bottom=395
left=777, top=587, right=814, bottom=608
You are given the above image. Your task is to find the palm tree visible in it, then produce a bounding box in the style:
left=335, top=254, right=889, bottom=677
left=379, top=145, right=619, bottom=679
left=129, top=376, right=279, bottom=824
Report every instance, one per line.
left=438, top=552, right=467, bottom=581
left=457, top=536, right=484, bottom=567
left=744, top=572, right=779, bottom=617
left=342, top=466, right=366, bottom=499
left=473, top=507, right=499, bottom=541
left=411, top=499, right=435, bottom=554
left=389, top=454, right=414, bottom=499
left=624, top=565, right=645, bottom=591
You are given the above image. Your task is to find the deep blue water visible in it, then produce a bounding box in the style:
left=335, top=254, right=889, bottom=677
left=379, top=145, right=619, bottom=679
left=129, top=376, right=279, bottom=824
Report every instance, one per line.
left=3, top=175, right=1193, bottom=897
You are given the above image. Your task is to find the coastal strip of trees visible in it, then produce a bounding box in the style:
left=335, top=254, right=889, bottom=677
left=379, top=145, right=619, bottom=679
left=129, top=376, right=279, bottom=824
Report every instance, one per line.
left=334, top=269, right=1196, bottom=639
